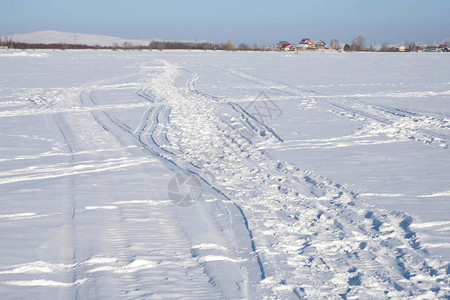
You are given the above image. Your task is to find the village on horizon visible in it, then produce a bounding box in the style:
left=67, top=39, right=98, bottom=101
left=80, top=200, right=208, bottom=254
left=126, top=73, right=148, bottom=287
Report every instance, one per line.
left=0, top=32, right=449, bottom=52
left=276, top=37, right=449, bottom=52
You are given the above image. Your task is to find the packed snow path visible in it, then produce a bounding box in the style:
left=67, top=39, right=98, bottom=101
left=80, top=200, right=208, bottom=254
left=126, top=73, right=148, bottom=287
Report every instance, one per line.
left=135, top=60, right=448, bottom=298
left=0, top=51, right=449, bottom=299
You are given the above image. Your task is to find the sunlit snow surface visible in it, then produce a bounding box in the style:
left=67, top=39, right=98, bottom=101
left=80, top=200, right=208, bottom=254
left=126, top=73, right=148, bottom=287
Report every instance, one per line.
left=0, top=49, right=449, bottom=299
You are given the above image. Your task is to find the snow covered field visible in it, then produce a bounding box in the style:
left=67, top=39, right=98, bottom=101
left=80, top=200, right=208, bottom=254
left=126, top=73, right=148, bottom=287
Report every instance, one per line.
left=0, top=49, right=449, bottom=299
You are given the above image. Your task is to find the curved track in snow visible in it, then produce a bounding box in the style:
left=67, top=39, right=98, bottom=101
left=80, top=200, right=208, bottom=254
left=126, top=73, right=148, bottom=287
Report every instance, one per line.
left=128, top=60, right=448, bottom=298
left=1, top=54, right=448, bottom=299
left=220, top=66, right=450, bottom=149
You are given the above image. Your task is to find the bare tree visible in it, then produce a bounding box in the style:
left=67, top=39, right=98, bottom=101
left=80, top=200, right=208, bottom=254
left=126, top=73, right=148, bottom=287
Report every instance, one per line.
left=225, top=39, right=235, bottom=51
left=329, top=38, right=340, bottom=50
left=380, top=42, right=397, bottom=52
left=351, top=36, right=366, bottom=51
left=409, top=42, right=417, bottom=52
left=0, top=37, right=10, bottom=47
left=122, top=42, right=131, bottom=49
left=380, top=42, right=390, bottom=52
left=404, top=40, right=410, bottom=49
left=237, top=43, right=249, bottom=51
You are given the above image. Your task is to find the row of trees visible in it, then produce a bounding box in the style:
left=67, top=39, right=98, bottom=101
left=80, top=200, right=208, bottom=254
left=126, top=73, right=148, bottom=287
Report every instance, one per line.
left=0, top=37, right=270, bottom=51
left=0, top=36, right=13, bottom=47
left=284, top=36, right=420, bottom=52
left=379, top=41, right=417, bottom=52
left=147, top=39, right=270, bottom=51
left=2, top=35, right=444, bottom=52
left=341, top=36, right=434, bottom=52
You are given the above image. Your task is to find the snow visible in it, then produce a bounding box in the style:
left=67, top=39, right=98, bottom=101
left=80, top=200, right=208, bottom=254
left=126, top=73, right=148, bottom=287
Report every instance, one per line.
left=0, top=49, right=449, bottom=298
left=0, top=52, right=48, bottom=58
left=8, top=31, right=211, bottom=47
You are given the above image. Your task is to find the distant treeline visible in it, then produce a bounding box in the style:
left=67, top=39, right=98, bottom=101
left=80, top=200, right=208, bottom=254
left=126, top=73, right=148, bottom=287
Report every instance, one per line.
left=2, top=35, right=447, bottom=52
left=0, top=37, right=270, bottom=51
left=341, top=36, right=422, bottom=52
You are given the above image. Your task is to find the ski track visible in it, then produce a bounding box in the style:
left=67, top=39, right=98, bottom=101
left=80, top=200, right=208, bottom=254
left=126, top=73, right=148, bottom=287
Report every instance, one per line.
left=220, top=66, right=450, bottom=150
left=0, top=57, right=449, bottom=299
left=136, top=60, right=448, bottom=298
left=1, top=67, right=228, bottom=298
left=60, top=64, right=263, bottom=299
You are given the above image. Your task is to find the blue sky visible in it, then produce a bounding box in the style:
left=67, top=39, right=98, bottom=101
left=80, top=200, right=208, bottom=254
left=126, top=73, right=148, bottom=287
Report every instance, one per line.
left=1, top=0, right=449, bottom=45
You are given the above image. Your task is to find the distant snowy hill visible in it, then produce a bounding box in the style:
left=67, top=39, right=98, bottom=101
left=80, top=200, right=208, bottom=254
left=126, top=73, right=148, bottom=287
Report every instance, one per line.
left=9, top=31, right=212, bottom=47
left=9, top=31, right=155, bottom=47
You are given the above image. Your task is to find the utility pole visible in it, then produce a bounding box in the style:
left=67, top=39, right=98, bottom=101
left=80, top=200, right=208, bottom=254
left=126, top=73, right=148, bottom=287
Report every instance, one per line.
left=74, top=34, right=77, bottom=49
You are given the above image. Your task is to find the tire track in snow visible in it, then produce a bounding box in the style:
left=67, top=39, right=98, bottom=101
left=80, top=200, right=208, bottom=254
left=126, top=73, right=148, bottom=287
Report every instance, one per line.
left=73, top=67, right=263, bottom=299
left=0, top=75, right=225, bottom=298
left=150, top=60, right=449, bottom=298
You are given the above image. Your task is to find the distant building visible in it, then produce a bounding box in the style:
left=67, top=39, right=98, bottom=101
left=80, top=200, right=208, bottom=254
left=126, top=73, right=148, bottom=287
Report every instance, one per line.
left=425, top=46, right=438, bottom=52
left=283, top=44, right=295, bottom=51
left=438, top=45, right=449, bottom=52
left=275, top=41, right=291, bottom=51
left=298, top=38, right=315, bottom=50
left=0, top=46, right=8, bottom=49
left=315, top=41, right=326, bottom=49
left=399, top=46, right=406, bottom=52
